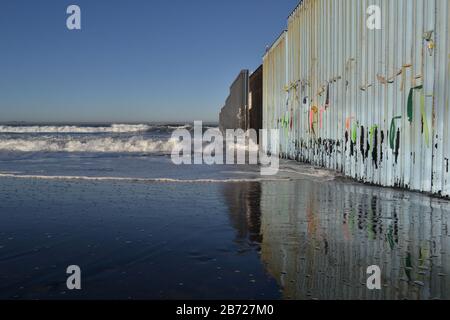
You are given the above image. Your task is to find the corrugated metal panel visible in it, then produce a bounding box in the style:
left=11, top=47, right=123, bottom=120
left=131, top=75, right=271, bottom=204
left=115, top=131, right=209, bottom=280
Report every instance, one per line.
left=263, top=31, right=287, bottom=155
left=263, top=0, right=450, bottom=197
left=248, top=65, right=263, bottom=142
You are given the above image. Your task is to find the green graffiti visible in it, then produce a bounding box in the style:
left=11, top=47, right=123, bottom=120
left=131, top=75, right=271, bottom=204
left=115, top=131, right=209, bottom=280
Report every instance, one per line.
left=389, top=116, right=402, bottom=150
left=351, top=123, right=358, bottom=144
left=369, top=125, right=378, bottom=151
left=407, top=85, right=423, bottom=122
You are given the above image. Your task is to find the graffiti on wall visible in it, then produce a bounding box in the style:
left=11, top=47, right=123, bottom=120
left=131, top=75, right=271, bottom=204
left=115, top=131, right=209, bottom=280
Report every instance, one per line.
left=262, top=0, right=450, bottom=197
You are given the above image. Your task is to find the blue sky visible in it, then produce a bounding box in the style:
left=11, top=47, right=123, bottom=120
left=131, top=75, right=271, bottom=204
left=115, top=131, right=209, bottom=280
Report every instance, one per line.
left=0, top=0, right=298, bottom=123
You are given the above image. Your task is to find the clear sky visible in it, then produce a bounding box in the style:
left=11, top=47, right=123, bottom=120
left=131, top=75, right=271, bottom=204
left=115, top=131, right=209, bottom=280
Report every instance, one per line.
left=0, top=0, right=299, bottom=123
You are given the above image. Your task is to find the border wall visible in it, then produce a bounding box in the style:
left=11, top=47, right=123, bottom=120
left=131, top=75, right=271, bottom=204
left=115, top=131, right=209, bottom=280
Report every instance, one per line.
left=219, top=68, right=263, bottom=140
left=219, top=70, right=249, bottom=132
left=248, top=65, right=264, bottom=142
left=262, top=0, right=450, bottom=197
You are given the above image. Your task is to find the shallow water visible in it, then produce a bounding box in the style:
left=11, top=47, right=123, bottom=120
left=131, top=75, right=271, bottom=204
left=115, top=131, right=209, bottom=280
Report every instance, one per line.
left=0, top=173, right=449, bottom=300
left=0, top=124, right=449, bottom=300
left=259, top=179, right=450, bottom=300
left=0, top=178, right=280, bottom=299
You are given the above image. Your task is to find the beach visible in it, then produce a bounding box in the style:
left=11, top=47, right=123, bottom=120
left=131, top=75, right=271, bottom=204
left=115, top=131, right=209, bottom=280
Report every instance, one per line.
left=0, top=124, right=449, bottom=300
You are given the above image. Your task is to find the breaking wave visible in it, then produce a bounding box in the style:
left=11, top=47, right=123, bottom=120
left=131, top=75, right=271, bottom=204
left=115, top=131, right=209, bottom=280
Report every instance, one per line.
left=0, top=172, right=290, bottom=183
left=0, top=124, right=153, bottom=134
left=0, top=136, right=179, bottom=153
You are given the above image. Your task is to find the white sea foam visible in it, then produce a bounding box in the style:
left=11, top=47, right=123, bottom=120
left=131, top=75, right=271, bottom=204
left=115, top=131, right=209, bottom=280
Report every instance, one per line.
left=0, top=172, right=291, bottom=183
left=0, top=124, right=152, bottom=134
left=0, top=136, right=179, bottom=153
left=0, top=135, right=256, bottom=155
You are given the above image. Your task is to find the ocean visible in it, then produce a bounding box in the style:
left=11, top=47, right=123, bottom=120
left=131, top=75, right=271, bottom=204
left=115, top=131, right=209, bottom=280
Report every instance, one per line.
left=0, top=124, right=449, bottom=299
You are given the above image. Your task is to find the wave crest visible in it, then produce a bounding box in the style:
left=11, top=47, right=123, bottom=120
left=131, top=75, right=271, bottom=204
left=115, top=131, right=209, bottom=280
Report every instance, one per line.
left=0, top=124, right=152, bottom=134
left=0, top=172, right=289, bottom=183
left=0, top=136, right=178, bottom=153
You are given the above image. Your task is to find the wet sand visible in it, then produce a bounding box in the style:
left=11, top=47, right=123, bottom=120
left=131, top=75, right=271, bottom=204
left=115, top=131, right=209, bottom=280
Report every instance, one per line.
left=0, top=164, right=449, bottom=300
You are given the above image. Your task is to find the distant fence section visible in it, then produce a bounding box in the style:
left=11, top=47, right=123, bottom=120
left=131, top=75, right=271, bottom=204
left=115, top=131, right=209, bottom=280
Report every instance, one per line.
left=219, top=70, right=249, bottom=132
left=262, top=0, right=450, bottom=197
left=219, top=68, right=263, bottom=141
left=248, top=66, right=263, bottom=142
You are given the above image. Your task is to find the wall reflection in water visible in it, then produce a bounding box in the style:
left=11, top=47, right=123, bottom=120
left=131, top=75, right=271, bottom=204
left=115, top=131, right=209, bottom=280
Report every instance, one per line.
left=223, top=180, right=450, bottom=300
left=222, top=182, right=262, bottom=247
